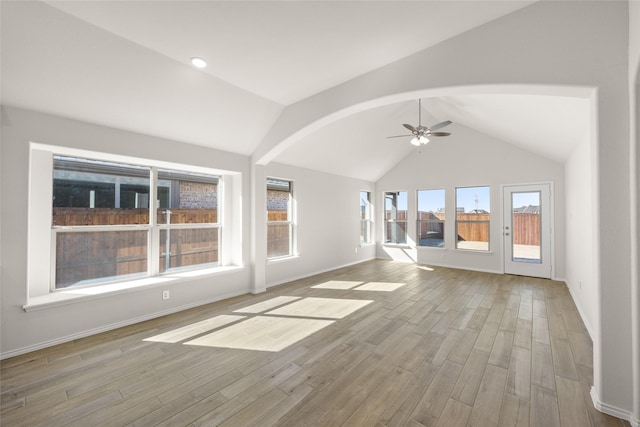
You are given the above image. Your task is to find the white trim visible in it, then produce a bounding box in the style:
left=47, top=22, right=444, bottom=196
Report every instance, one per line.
left=23, top=266, right=243, bottom=312
left=501, top=182, right=553, bottom=279
left=382, top=243, right=412, bottom=249
left=2, top=288, right=248, bottom=360
left=30, top=142, right=239, bottom=299
left=451, top=249, right=494, bottom=256
left=266, top=255, right=300, bottom=264
left=590, top=386, right=636, bottom=425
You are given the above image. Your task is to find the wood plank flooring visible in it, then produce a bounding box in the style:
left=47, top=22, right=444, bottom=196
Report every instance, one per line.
left=0, top=260, right=630, bottom=426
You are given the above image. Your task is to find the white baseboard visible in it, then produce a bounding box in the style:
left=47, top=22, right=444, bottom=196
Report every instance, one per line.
left=265, top=257, right=376, bottom=288
left=0, top=289, right=248, bottom=360
left=590, top=386, right=636, bottom=425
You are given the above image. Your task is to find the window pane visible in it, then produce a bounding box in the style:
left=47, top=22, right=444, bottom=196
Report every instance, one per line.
left=360, top=191, right=371, bottom=220
left=456, top=222, right=490, bottom=250
left=157, top=169, right=218, bottom=224
left=512, top=191, right=541, bottom=263
left=418, top=189, right=445, bottom=247
left=456, top=186, right=490, bottom=250
left=159, top=228, right=219, bottom=273
left=385, top=191, right=407, bottom=244
left=360, top=191, right=372, bottom=244
left=387, top=221, right=407, bottom=244
left=267, top=179, right=291, bottom=222
left=361, top=221, right=371, bottom=243
left=53, top=156, right=150, bottom=226
left=55, top=230, right=148, bottom=288
left=267, top=223, right=292, bottom=258
left=267, top=178, right=293, bottom=258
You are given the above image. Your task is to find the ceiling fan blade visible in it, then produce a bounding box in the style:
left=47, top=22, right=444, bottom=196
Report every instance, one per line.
left=402, top=123, right=418, bottom=132
left=386, top=134, right=413, bottom=139
left=429, top=120, right=452, bottom=131
left=429, top=132, right=451, bottom=137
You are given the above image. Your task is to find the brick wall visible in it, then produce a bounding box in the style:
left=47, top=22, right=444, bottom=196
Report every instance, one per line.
left=267, top=189, right=289, bottom=212
left=179, top=182, right=217, bottom=209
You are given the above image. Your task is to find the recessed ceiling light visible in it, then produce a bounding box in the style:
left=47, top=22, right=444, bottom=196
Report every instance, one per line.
left=190, top=57, right=207, bottom=68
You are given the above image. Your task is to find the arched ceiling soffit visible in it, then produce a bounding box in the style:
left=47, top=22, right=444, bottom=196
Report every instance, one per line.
left=258, top=85, right=594, bottom=175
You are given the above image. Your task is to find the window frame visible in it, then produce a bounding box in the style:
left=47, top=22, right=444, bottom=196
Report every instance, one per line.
left=27, top=143, right=244, bottom=307
left=455, top=185, right=491, bottom=252
left=360, top=191, right=373, bottom=244
left=49, top=157, right=223, bottom=293
left=416, top=188, right=446, bottom=248
left=266, top=178, right=295, bottom=259
left=384, top=191, right=408, bottom=245
left=155, top=167, right=221, bottom=275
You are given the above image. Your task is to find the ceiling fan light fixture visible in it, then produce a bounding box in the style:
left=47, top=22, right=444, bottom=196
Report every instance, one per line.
left=410, top=135, right=429, bottom=146
left=190, top=57, right=207, bottom=68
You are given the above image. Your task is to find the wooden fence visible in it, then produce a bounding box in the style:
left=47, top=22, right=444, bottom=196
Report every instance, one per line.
left=53, top=207, right=217, bottom=226
left=455, top=213, right=490, bottom=243
left=56, top=230, right=148, bottom=288
left=53, top=208, right=218, bottom=288
left=511, top=213, right=540, bottom=245
left=416, top=212, right=540, bottom=245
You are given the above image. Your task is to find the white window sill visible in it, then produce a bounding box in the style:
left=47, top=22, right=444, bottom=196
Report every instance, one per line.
left=267, top=255, right=300, bottom=264
left=382, top=243, right=412, bottom=249
left=23, top=265, right=244, bottom=312
left=453, top=249, right=494, bottom=255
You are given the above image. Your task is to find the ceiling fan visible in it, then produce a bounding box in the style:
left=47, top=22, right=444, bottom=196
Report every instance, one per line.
left=387, top=99, right=452, bottom=146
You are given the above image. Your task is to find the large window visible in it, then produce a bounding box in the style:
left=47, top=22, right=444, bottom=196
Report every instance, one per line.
left=52, top=156, right=220, bottom=289
left=360, top=191, right=372, bottom=244
left=456, top=186, right=490, bottom=251
left=267, top=178, right=294, bottom=258
left=417, top=189, right=445, bottom=247
left=384, top=191, right=407, bottom=244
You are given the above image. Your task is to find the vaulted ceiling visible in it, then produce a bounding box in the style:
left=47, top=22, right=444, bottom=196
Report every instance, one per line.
left=1, top=1, right=589, bottom=181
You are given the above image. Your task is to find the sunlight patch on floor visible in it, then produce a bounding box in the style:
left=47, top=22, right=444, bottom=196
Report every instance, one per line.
left=233, top=296, right=301, bottom=313
left=184, top=316, right=334, bottom=352
left=354, top=282, right=406, bottom=292
left=311, top=280, right=364, bottom=290
left=266, top=297, right=373, bottom=319
left=143, top=314, right=245, bottom=343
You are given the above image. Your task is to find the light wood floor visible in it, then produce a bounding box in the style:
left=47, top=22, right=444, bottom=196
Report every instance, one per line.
left=0, top=260, right=631, bottom=426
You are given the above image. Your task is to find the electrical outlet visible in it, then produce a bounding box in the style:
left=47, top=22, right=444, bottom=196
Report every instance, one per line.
left=162, top=290, right=170, bottom=300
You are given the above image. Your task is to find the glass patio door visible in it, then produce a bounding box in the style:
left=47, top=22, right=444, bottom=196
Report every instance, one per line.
left=503, top=184, right=552, bottom=278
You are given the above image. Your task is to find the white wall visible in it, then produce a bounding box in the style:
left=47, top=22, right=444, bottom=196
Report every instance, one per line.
left=376, top=125, right=565, bottom=277
left=0, top=107, right=253, bottom=357
left=628, top=2, right=640, bottom=424
left=565, top=132, right=597, bottom=336
left=264, top=162, right=376, bottom=287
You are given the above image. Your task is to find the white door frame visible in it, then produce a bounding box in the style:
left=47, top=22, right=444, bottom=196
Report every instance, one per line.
left=502, top=183, right=553, bottom=279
